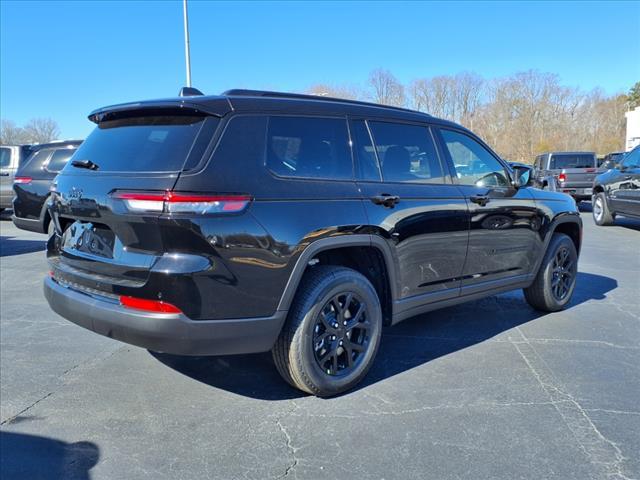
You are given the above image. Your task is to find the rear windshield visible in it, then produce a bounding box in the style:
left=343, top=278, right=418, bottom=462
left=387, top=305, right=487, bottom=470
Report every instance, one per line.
left=550, top=154, right=595, bottom=169
left=68, top=115, right=206, bottom=173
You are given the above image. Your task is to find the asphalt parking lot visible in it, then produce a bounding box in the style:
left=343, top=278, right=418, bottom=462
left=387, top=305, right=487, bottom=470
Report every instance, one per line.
left=1, top=207, right=638, bottom=480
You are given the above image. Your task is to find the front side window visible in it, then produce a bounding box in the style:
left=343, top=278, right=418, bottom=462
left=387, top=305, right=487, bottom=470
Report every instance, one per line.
left=266, top=116, right=352, bottom=180
left=368, top=121, right=444, bottom=183
left=621, top=147, right=640, bottom=169
left=0, top=147, right=11, bottom=168
left=46, top=148, right=77, bottom=172
left=439, top=129, right=509, bottom=187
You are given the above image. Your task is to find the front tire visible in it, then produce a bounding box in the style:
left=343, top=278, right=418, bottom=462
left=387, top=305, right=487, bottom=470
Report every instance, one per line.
left=524, top=233, right=578, bottom=312
left=272, top=265, right=382, bottom=397
left=592, top=192, right=614, bottom=226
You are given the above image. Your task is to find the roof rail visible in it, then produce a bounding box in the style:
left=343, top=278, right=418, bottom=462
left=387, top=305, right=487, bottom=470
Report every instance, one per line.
left=221, top=89, right=430, bottom=116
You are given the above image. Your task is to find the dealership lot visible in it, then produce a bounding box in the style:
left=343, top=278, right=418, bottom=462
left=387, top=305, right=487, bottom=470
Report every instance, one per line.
left=0, top=208, right=638, bottom=480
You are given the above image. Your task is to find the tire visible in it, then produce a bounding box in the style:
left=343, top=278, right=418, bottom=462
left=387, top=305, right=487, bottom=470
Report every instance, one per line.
left=524, top=233, right=578, bottom=312
left=272, top=265, right=382, bottom=397
left=592, top=192, right=615, bottom=226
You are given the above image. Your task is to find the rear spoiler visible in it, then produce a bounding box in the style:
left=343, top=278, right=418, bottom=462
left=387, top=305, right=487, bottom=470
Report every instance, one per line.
left=88, top=98, right=233, bottom=124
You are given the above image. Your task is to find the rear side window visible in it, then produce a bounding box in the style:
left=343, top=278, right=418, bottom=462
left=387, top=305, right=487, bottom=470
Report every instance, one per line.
left=0, top=147, right=11, bottom=168
left=266, top=116, right=352, bottom=180
left=368, top=121, right=444, bottom=183
left=550, top=154, right=595, bottom=169
left=17, top=149, right=51, bottom=176
left=46, top=148, right=76, bottom=172
left=351, top=120, right=380, bottom=181
left=69, top=115, right=207, bottom=173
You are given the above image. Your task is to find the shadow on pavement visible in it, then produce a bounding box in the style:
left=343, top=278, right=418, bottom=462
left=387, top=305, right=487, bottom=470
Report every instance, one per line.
left=0, top=431, right=99, bottom=480
left=152, top=271, right=617, bottom=400
left=578, top=202, right=640, bottom=231
left=0, top=236, right=46, bottom=257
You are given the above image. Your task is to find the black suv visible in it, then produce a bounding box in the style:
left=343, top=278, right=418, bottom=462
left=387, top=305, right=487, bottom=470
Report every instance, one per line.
left=12, top=140, right=83, bottom=234
left=592, top=145, right=640, bottom=225
left=44, top=90, right=582, bottom=396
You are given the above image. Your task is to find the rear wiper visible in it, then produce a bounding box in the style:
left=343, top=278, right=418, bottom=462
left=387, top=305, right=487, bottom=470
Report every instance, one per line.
left=71, top=159, right=99, bottom=170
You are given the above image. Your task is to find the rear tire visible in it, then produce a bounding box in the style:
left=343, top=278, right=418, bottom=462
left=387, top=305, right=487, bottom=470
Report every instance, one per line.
left=524, top=233, right=578, bottom=312
left=592, top=192, right=614, bottom=226
left=272, top=265, right=382, bottom=397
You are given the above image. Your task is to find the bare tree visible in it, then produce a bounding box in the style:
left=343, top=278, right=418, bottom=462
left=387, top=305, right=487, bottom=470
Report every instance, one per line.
left=368, top=68, right=405, bottom=106
left=22, top=118, right=60, bottom=144
left=305, top=84, right=361, bottom=100
left=408, top=72, right=484, bottom=126
left=0, top=119, right=29, bottom=145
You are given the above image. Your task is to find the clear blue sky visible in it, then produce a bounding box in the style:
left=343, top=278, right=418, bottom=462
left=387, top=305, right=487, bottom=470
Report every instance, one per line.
left=2, top=0, right=639, bottom=139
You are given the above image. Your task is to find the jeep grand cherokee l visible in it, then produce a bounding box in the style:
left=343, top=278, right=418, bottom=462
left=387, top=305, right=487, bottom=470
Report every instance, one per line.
left=44, top=89, right=582, bottom=396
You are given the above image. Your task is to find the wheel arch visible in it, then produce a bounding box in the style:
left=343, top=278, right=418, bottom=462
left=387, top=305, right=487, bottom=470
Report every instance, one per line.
left=528, top=215, right=582, bottom=285
left=276, top=235, right=398, bottom=325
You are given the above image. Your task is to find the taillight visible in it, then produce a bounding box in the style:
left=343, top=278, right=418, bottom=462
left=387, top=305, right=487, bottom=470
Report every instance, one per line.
left=557, top=173, right=567, bottom=183
left=13, top=176, right=32, bottom=184
left=119, top=295, right=182, bottom=314
left=112, top=191, right=251, bottom=214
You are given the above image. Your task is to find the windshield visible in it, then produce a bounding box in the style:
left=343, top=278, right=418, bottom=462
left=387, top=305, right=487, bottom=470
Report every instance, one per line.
left=550, top=154, right=595, bottom=169
left=67, top=115, right=206, bottom=173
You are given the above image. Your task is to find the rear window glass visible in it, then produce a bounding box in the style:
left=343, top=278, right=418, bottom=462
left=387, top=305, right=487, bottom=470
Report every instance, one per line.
left=0, top=147, right=11, bottom=168
left=266, top=116, right=352, bottom=180
left=47, top=148, right=77, bottom=172
left=68, top=115, right=206, bottom=172
left=550, top=154, right=595, bottom=169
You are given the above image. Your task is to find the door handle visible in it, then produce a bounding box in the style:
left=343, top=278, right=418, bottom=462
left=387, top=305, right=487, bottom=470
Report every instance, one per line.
left=624, top=175, right=632, bottom=180
left=370, top=194, right=400, bottom=208
left=470, top=194, right=490, bottom=207
left=0, top=173, right=10, bottom=176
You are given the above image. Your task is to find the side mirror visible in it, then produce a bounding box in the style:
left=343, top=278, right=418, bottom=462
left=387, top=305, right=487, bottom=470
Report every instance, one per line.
left=511, top=165, right=532, bottom=187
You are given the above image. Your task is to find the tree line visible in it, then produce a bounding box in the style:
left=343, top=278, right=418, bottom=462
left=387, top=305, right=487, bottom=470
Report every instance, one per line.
left=0, top=118, right=61, bottom=145
left=308, top=70, right=640, bottom=163
left=2, top=72, right=638, bottom=162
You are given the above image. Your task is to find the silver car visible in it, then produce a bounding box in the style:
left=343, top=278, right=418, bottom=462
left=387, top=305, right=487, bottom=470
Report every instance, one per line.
left=0, top=145, right=36, bottom=211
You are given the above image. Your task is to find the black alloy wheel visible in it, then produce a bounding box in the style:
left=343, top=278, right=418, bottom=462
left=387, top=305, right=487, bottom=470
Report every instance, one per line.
left=312, top=292, right=371, bottom=376
left=550, top=246, right=576, bottom=301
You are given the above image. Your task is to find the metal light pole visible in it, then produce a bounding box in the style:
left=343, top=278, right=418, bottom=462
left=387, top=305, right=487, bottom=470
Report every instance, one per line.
left=183, top=0, right=192, bottom=87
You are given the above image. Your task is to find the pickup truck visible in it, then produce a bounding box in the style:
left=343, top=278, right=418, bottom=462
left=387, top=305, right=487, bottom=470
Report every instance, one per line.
left=533, top=151, right=603, bottom=201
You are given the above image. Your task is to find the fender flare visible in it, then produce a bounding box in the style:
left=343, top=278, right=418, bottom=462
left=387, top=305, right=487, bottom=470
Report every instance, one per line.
left=276, top=234, right=399, bottom=312
left=530, top=213, right=582, bottom=278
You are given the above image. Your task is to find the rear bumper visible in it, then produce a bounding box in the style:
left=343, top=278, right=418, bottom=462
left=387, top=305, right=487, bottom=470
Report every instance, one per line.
left=11, top=215, right=46, bottom=234
left=0, top=195, right=12, bottom=209
left=558, top=186, right=593, bottom=200
left=43, top=277, right=286, bottom=356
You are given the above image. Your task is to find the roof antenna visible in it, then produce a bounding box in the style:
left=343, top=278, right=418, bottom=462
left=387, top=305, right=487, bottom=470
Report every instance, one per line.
left=179, top=0, right=203, bottom=97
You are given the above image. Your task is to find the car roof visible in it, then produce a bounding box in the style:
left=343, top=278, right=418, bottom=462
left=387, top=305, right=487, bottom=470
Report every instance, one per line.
left=88, top=89, right=464, bottom=131
left=28, top=140, right=83, bottom=150
left=541, top=151, right=596, bottom=155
